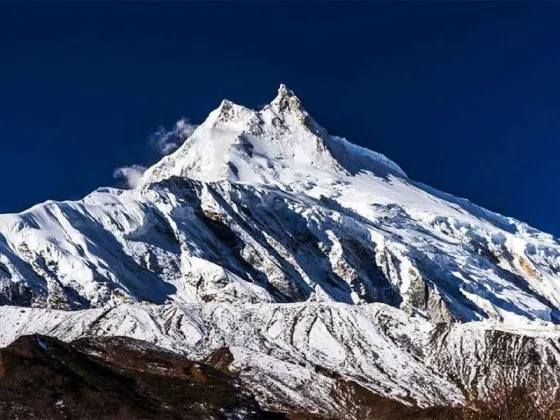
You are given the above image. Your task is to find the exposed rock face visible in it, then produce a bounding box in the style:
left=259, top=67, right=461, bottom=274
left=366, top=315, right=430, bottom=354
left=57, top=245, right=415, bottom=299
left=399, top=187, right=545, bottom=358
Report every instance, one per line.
left=0, top=334, right=280, bottom=419
left=1, top=86, right=560, bottom=417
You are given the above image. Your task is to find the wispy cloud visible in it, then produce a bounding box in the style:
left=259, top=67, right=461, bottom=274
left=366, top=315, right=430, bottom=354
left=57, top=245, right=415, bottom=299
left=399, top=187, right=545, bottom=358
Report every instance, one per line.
left=150, top=118, right=197, bottom=155
left=112, top=118, right=197, bottom=188
left=113, top=165, right=147, bottom=189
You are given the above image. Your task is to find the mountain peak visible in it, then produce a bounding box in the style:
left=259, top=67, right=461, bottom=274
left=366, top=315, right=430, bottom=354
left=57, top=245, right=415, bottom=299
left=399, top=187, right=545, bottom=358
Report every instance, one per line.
left=275, top=83, right=296, bottom=101
left=142, top=85, right=406, bottom=185
left=270, top=84, right=304, bottom=113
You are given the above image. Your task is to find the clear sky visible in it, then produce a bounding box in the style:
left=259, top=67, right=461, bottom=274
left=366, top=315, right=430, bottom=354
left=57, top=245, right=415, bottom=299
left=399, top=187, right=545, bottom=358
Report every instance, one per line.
left=0, top=3, right=559, bottom=235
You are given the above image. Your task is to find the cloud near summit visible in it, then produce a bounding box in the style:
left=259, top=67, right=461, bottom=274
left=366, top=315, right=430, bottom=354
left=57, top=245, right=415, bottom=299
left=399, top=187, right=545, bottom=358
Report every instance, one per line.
left=113, top=165, right=147, bottom=189
left=112, top=118, right=197, bottom=189
left=150, top=118, right=197, bottom=156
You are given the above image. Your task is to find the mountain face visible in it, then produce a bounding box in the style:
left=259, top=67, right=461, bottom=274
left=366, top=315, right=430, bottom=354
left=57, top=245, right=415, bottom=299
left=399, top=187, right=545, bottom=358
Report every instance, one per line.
left=1, top=85, right=560, bottom=417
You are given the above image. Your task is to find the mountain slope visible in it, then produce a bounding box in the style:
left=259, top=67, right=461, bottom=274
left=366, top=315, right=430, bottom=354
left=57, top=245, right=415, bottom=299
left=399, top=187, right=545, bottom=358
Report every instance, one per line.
left=1, top=85, right=560, bottom=416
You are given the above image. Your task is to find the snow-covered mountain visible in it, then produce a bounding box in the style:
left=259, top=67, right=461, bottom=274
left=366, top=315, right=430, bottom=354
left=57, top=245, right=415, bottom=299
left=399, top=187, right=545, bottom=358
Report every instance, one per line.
left=1, top=85, right=560, bottom=416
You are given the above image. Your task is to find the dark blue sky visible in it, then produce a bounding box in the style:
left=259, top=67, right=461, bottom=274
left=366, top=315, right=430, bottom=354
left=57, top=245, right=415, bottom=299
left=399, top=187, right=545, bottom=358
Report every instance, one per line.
left=1, top=3, right=559, bottom=235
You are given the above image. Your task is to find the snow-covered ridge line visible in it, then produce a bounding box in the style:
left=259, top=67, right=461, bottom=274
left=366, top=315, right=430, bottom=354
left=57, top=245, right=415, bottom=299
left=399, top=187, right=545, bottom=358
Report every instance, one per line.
left=1, top=302, right=559, bottom=412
